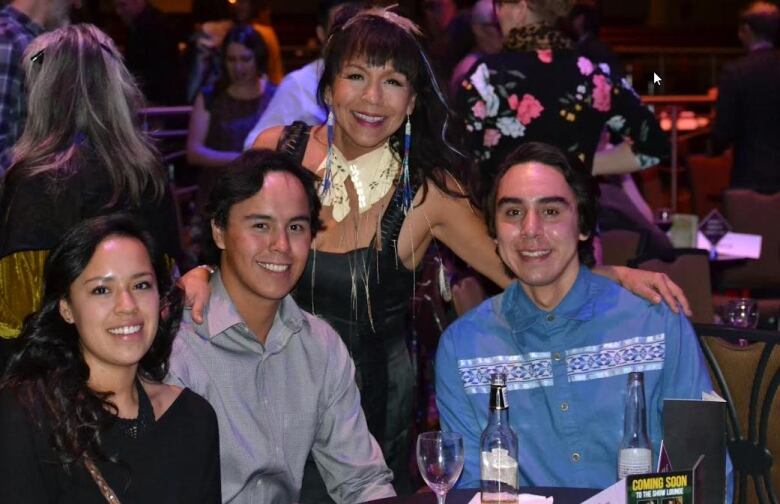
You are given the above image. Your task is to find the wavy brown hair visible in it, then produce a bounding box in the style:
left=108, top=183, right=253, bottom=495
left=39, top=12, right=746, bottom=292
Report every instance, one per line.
left=9, top=24, right=164, bottom=207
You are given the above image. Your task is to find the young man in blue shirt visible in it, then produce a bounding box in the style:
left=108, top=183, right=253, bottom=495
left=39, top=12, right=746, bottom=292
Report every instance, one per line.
left=436, top=142, right=719, bottom=490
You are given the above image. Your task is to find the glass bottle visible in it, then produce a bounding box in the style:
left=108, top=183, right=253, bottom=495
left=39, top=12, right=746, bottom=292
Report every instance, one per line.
left=618, top=372, right=653, bottom=479
left=480, top=373, right=519, bottom=503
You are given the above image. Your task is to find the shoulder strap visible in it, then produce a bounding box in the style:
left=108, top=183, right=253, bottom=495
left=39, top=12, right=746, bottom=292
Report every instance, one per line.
left=84, top=455, right=122, bottom=504
left=275, top=120, right=311, bottom=165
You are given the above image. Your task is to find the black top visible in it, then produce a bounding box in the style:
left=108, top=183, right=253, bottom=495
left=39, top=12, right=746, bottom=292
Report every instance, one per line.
left=278, top=121, right=418, bottom=464
left=713, top=47, right=780, bottom=194
left=201, top=84, right=278, bottom=154
left=293, top=181, right=417, bottom=445
left=0, top=149, right=181, bottom=261
left=0, top=387, right=221, bottom=503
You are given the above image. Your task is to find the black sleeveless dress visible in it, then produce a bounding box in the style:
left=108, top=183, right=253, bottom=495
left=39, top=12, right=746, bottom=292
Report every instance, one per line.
left=294, top=182, right=416, bottom=466
left=279, top=123, right=416, bottom=497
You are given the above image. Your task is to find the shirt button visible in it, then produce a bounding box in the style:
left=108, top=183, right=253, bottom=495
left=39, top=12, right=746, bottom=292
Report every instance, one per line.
left=546, top=314, right=555, bottom=322
left=571, top=452, right=581, bottom=463
left=560, top=401, right=569, bottom=412
left=553, top=352, right=562, bottom=361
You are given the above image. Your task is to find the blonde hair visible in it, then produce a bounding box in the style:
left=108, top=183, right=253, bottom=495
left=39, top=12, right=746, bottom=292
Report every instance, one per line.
left=12, top=24, right=164, bottom=205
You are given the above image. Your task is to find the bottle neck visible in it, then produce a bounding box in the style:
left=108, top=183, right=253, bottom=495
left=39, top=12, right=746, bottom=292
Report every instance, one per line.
left=622, top=378, right=650, bottom=445
left=490, top=384, right=508, bottom=409
left=488, top=407, right=510, bottom=426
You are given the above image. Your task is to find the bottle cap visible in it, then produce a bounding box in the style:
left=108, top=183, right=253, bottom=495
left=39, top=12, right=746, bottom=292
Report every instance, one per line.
left=628, top=371, right=644, bottom=381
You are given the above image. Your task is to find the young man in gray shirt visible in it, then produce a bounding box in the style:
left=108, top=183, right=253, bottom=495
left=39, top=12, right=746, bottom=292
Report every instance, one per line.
left=167, top=149, right=395, bottom=503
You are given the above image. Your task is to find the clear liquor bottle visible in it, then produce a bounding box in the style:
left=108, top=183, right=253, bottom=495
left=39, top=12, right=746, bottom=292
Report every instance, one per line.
left=618, top=372, right=653, bottom=479
left=480, top=373, right=519, bottom=503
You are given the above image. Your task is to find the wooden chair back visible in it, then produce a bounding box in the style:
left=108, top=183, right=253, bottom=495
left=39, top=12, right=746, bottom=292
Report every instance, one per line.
left=693, top=323, right=780, bottom=504
left=721, top=190, right=780, bottom=290
left=687, top=151, right=732, bottom=218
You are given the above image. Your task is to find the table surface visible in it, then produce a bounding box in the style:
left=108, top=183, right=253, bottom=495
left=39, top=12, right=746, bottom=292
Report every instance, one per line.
left=366, top=487, right=601, bottom=504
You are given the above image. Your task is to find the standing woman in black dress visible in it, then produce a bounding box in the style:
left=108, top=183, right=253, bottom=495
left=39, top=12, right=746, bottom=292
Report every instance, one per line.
left=0, top=214, right=221, bottom=503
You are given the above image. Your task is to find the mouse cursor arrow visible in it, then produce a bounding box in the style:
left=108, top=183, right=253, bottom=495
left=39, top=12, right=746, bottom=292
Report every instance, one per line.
left=653, top=73, right=661, bottom=85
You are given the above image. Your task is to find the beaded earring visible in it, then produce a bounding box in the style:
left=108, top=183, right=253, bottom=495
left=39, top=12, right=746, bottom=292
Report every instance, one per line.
left=320, top=109, right=335, bottom=197
left=401, top=114, right=412, bottom=212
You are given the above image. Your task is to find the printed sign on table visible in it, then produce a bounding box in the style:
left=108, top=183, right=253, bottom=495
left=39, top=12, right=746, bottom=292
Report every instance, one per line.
left=626, top=465, right=699, bottom=504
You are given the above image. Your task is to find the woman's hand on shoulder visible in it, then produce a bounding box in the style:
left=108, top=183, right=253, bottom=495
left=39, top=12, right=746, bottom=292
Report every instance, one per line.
left=596, top=265, right=692, bottom=316
left=178, top=266, right=214, bottom=324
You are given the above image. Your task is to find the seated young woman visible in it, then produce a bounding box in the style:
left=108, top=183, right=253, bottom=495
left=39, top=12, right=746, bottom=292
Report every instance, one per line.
left=0, top=214, right=220, bottom=503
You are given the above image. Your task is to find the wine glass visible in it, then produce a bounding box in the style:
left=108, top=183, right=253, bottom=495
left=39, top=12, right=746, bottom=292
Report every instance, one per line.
left=724, top=298, right=759, bottom=347
left=724, top=298, right=759, bottom=329
left=416, top=431, right=464, bottom=504
left=654, top=207, right=673, bottom=233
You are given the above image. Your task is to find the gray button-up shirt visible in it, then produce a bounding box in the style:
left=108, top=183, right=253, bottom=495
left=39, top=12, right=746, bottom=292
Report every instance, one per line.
left=168, top=273, right=395, bottom=504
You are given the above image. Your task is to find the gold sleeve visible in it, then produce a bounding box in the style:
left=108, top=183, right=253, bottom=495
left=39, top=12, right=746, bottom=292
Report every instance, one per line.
left=0, top=250, right=49, bottom=339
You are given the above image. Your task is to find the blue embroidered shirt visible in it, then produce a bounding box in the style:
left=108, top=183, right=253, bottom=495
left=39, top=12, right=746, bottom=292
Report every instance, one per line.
left=436, top=265, right=715, bottom=490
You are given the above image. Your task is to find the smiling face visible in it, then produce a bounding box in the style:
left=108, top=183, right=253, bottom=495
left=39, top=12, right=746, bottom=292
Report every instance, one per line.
left=495, top=162, right=588, bottom=309
left=212, top=171, right=313, bottom=314
left=325, top=57, right=416, bottom=160
left=58, top=235, right=159, bottom=374
left=225, top=42, right=258, bottom=85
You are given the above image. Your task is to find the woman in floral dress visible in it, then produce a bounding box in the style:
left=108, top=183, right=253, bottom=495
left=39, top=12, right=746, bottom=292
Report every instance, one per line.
left=455, top=0, right=669, bottom=200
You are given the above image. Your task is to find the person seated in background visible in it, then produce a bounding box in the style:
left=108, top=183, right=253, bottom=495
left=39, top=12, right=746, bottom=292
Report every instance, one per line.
left=0, top=24, right=180, bottom=339
left=0, top=214, right=221, bottom=503
left=187, top=25, right=276, bottom=184
left=166, top=149, right=396, bottom=503
left=242, top=0, right=362, bottom=149
left=713, top=0, right=780, bottom=194
left=232, top=0, right=283, bottom=84
left=187, top=0, right=284, bottom=103
left=448, top=0, right=504, bottom=98
left=435, top=142, right=719, bottom=490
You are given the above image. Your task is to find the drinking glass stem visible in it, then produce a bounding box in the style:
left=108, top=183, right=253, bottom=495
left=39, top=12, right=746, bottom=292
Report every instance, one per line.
left=436, top=492, right=447, bottom=504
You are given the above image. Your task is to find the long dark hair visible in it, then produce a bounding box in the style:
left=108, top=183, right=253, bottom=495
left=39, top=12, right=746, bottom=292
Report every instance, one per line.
left=317, top=8, right=467, bottom=200
left=0, top=214, right=183, bottom=468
